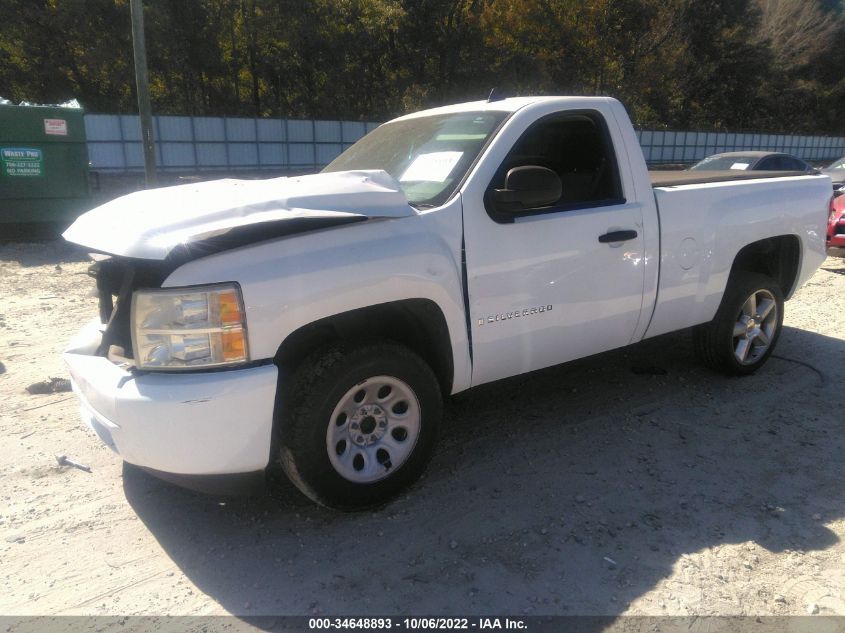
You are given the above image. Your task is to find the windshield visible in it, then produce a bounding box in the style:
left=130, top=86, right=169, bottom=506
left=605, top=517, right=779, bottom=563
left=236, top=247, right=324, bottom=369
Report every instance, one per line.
left=827, top=157, right=845, bottom=170
left=690, top=155, right=761, bottom=170
left=322, top=111, right=507, bottom=207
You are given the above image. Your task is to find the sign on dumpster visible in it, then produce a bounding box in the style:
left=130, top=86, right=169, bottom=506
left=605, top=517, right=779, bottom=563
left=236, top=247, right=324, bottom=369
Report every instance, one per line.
left=1, top=147, right=44, bottom=177
left=43, top=118, right=68, bottom=136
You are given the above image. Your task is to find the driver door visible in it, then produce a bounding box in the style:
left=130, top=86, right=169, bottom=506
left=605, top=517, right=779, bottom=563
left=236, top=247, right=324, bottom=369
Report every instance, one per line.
left=462, top=107, right=648, bottom=386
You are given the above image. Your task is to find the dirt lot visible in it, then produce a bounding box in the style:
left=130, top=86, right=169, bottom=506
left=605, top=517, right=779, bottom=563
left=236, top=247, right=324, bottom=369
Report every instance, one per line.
left=1, top=240, right=844, bottom=620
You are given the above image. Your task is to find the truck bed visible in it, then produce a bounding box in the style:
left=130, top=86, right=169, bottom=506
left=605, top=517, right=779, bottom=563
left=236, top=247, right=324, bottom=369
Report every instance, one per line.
left=644, top=170, right=830, bottom=341
left=650, top=170, right=811, bottom=188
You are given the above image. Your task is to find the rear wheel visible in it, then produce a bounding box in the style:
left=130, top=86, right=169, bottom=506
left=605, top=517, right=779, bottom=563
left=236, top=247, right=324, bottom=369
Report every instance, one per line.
left=694, top=272, right=784, bottom=375
left=275, top=341, right=442, bottom=509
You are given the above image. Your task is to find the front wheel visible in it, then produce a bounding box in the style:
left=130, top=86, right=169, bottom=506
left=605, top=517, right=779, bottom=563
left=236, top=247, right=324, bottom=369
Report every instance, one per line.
left=694, top=271, right=784, bottom=375
left=275, top=341, right=442, bottom=509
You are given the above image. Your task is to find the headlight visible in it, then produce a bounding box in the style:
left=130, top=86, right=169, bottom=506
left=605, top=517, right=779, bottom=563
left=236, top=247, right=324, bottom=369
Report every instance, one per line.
left=131, top=283, right=249, bottom=370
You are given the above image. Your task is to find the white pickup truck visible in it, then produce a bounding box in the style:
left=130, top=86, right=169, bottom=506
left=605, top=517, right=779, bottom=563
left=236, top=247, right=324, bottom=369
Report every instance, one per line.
left=63, top=96, right=831, bottom=508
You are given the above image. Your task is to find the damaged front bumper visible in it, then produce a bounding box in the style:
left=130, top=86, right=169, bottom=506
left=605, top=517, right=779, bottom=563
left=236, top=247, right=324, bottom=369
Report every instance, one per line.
left=64, top=318, right=278, bottom=493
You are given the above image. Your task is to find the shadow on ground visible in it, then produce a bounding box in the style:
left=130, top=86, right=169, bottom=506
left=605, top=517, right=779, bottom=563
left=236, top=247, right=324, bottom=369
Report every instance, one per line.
left=123, top=325, right=845, bottom=619
left=0, top=239, right=89, bottom=266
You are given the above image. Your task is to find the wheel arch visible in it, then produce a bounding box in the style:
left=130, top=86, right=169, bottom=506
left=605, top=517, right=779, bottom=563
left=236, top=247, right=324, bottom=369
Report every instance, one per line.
left=273, top=299, right=455, bottom=396
left=729, top=234, right=801, bottom=299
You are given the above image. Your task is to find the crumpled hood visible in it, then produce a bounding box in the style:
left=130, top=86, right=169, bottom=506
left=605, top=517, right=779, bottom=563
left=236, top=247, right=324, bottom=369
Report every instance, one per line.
left=63, top=170, right=415, bottom=260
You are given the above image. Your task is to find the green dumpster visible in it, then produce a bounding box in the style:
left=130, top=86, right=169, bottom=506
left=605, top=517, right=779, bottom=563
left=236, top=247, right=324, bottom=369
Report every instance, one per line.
left=0, top=103, right=90, bottom=229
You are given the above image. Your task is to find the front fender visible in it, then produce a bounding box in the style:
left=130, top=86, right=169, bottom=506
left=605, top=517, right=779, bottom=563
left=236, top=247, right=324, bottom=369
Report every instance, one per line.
left=163, top=200, right=471, bottom=393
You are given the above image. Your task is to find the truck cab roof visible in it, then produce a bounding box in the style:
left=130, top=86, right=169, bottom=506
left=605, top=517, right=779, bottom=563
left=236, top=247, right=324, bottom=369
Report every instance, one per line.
left=392, top=96, right=619, bottom=121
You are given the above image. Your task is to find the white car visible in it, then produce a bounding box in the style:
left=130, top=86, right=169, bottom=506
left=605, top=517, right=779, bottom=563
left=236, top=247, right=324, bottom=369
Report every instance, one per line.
left=63, top=96, right=831, bottom=508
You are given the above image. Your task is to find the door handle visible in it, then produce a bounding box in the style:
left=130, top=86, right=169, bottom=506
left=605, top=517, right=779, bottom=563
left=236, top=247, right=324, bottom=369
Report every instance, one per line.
left=598, top=229, right=638, bottom=243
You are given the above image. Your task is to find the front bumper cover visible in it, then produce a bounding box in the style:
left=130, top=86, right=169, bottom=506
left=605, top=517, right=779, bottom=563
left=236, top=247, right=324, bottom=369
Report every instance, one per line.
left=64, top=318, right=278, bottom=484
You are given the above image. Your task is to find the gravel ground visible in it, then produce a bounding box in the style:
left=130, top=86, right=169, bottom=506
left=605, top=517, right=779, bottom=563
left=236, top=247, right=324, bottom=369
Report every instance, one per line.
left=1, top=240, right=844, bottom=620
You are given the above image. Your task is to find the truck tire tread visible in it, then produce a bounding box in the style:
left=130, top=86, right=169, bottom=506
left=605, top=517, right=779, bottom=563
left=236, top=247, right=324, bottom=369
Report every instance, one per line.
left=275, top=339, right=442, bottom=510
left=693, top=271, right=784, bottom=376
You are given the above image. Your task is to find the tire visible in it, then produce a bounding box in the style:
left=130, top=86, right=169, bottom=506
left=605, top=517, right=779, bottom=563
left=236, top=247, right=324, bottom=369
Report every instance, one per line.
left=694, top=271, right=784, bottom=375
left=275, top=340, right=442, bottom=509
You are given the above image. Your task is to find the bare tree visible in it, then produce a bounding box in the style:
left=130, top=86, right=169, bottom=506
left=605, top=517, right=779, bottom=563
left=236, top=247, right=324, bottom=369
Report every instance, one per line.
left=754, top=0, right=837, bottom=70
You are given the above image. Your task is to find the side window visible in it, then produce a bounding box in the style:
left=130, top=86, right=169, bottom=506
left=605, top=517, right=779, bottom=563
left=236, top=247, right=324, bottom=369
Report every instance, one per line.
left=783, top=157, right=807, bottom=171
left=756, top=157, right=777, bottom=170
left=486, top=111, right=624, bottom=221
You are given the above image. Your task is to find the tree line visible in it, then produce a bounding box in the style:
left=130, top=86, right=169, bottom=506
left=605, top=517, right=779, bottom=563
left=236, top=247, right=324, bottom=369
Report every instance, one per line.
left=1, top=0, right=844, bottom=134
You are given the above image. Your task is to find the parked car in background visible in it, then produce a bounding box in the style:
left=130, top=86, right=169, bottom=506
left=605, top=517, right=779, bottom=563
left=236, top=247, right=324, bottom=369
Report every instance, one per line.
left=828, top=194, right=845, bottom=256
left=822, top=157, right=845, bottom=196
left=690, top=151, right=815, bottom=172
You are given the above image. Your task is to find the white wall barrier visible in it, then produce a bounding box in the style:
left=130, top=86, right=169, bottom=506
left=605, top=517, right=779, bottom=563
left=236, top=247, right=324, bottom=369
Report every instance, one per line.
left=83, top=114, right=845, bottom=172
left=84, top=114, right=381, bottom=172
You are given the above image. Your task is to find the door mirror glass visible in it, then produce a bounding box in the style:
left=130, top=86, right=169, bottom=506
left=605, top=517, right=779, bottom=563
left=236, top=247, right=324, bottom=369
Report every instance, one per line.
left=492, top=165, right=562, bottom=213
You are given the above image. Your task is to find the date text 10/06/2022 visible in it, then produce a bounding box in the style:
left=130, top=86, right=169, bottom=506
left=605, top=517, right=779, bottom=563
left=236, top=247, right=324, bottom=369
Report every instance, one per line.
left=308, top=617, right=528, bottom=630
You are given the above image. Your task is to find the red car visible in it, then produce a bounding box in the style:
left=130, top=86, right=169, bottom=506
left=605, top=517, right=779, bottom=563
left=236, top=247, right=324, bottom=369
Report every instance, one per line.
left=828, top=194, right=845, bottom=256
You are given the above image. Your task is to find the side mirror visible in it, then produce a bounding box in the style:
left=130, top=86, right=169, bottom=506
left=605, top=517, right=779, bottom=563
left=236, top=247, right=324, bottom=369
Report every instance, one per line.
left=492, top=165, right=562, bottom=213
